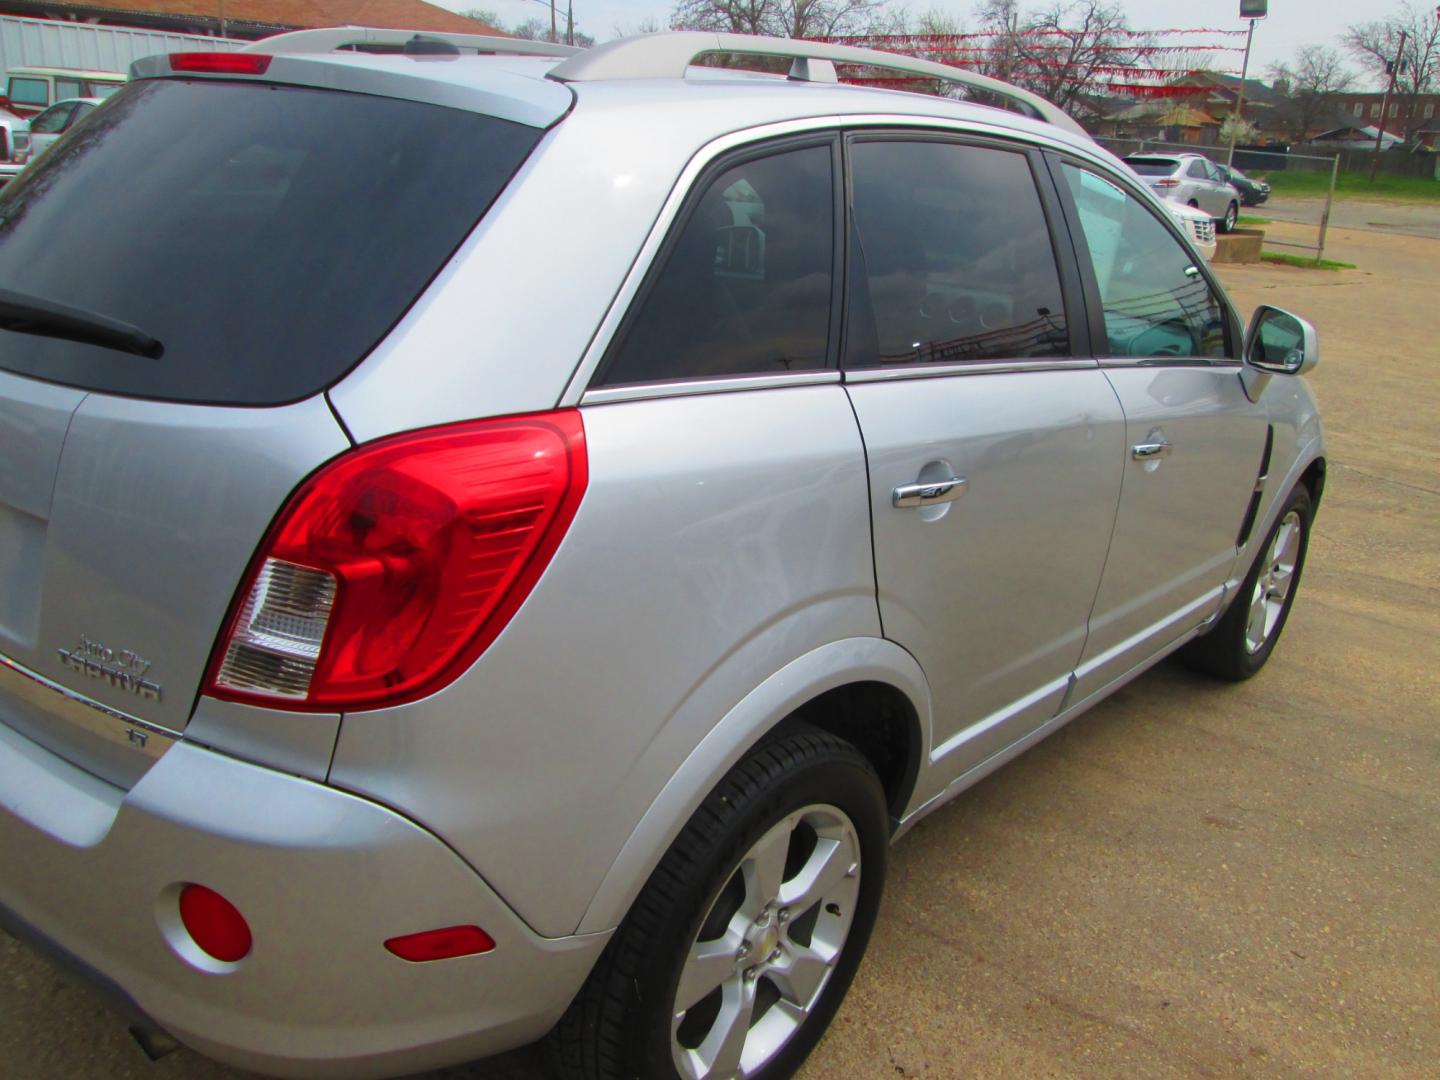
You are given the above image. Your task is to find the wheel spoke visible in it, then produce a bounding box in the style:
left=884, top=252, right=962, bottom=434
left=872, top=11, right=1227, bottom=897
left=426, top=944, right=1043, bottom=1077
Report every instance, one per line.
left=768, top=942, right=834, bottom=1011
left=676, top=936, right=741, bottom=1015
left=699, top=980, right=757, bottom=1080
left=1245, top=588, right=1267, bottom=649
left=778, top=835, right=854, bottom=913
left=742, top=821, right=792, bottom=915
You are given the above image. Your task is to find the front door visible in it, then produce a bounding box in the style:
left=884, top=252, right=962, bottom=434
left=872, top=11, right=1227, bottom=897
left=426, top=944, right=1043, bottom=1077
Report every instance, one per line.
left=1052, top=159, right=1268, bottom=701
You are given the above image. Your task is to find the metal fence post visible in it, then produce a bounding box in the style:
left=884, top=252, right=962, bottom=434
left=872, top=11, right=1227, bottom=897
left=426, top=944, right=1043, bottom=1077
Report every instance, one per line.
left=1315, top=153, right=1340, bottom=265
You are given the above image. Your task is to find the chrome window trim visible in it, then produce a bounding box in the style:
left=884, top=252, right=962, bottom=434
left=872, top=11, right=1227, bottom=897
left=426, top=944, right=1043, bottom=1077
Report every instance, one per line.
left=844, top=358, right=1098, bottom=382
left=581, top=370, right=840, bottom=405
left=559, top=112, right=1083, bottom=408
left=1096, top=357, right=1243, bottom=370
left=0, top=651, right=178, bottom=763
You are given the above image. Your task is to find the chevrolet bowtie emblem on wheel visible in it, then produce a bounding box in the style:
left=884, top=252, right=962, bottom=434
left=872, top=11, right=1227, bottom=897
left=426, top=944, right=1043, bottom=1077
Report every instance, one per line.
left=56, top=636, right=162, bottom=703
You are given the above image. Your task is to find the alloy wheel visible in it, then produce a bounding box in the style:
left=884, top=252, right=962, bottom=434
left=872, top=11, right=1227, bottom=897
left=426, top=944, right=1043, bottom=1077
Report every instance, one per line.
left=1245, top=510, right=1302, bottom=654
left=670, top=805, right=862, bottom=1080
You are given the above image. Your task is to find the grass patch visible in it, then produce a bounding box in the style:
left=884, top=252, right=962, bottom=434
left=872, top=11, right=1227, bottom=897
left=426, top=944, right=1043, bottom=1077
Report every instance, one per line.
left=1261, top=170, right=1440, bottom=202
left=1238, top=214, right=1273, bottom=225
left=1260, top=252, right=1357, bottom=271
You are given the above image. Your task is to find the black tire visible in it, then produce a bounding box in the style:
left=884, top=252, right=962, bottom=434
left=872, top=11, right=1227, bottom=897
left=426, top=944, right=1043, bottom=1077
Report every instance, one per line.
left=548, top=726, right=889, bottom=1080
left=1219, top=201, right=1240, bottom=234
left=1181, top=484, right=1313, bottom=682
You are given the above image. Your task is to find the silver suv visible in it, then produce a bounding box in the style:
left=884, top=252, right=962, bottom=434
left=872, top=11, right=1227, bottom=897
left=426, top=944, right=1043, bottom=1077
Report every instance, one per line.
left=0, top=28, right=1324, bottom=1080
left=1124, top=152, right=1244, bottom=233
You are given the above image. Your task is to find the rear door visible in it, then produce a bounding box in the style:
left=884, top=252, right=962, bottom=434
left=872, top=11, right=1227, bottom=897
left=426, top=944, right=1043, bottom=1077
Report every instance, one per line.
left=842, top=134, right=1125, bottom=780
left=0, top=74, right=546, bottom=785
left=1050, top=158, right=1267, bottom=701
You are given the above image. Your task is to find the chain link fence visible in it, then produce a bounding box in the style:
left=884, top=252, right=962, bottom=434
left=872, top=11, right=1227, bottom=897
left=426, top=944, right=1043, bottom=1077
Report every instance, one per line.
left=1092, top=138, right=1341, bottom=264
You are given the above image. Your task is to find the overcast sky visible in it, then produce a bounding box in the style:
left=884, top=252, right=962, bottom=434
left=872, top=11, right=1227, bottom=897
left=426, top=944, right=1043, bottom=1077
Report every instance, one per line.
left=439, top=0, right=1388, bottom=86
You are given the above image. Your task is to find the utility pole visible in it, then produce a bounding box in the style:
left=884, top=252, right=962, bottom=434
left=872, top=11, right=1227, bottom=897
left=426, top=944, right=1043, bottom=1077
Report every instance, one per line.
left=550, top=0, right=557, bottom=43
left=1369, top=29, right=1408, bottom=183
left=566, top=0, right=574, bottom=46
left=1227, top=16, right=1258, bottom=167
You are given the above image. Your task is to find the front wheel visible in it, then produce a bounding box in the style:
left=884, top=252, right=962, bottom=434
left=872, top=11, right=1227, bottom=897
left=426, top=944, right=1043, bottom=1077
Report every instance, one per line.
left=550, top=727, right=889, bottom=1080
left=1182, top=483, right=1313, bottom=681
left=1219, top=201, right=1240, bottom=234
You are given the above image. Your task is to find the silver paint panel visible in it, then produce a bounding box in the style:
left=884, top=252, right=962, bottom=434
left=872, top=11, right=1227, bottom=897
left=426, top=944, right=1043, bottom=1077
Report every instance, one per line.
left=35, top=394, right=349, bottom=747
left=1075, top=366, right=1269, bottom=700
left=331, top=386, right=879, bottom=936
left=0, top=729, right=608, bottom=1078
left=184, top=695, right=340, bottom=784
left=846, top=370, right=1126, bottom=778
left=0, top=372, right=86, bottom=657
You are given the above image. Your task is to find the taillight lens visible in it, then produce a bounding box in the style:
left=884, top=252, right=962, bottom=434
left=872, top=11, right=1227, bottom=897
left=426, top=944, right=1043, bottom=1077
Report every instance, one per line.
left=1156, top=178, right=1180, bottom=188
left=169, top=53, right=273, bottom=76
left=206, top=411, right=587, bottom=712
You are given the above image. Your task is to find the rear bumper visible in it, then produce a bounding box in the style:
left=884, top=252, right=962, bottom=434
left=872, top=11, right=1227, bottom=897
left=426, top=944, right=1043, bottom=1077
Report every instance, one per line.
left=0, top=720, right=607, bottom=1078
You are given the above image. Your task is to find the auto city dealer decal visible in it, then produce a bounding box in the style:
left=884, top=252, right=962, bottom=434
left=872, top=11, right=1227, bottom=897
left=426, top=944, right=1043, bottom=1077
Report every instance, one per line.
left=57, top=636, right=163, bottom=703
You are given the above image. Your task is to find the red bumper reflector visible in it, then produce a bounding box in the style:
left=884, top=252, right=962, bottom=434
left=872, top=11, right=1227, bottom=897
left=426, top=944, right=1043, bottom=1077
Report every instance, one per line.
left=178, top=884, right=252, bottom=963
left=169, top=53, right=272, bottom=75
left=385, top=925, right=495, bottom=962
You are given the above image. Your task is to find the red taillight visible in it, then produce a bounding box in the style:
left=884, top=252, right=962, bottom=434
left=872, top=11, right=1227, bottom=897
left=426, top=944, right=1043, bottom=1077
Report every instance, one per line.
left=1156, top=178, right=1180, bottom=188
left=385, top=925, right=495, bottom=962
left=205, top=410, right=587, bottom=712
left=169, top=53, right=272, bottom=76
left=178, top=884, right=252, bottom=963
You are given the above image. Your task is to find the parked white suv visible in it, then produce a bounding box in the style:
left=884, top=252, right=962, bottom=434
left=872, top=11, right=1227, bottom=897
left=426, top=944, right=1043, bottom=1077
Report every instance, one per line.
left=0, top=30, right=1324, bottom=1080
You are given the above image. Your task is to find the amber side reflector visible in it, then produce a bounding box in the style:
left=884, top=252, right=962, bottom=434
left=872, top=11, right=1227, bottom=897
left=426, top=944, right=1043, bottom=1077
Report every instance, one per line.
left=384, top=925, right=496, bottom=962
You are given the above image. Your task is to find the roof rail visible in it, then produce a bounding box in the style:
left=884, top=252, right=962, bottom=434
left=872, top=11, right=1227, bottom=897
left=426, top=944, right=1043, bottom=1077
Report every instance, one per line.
left=242, top=25, right=580, bottom=59
left=547, top=32, right=1086, bottom=137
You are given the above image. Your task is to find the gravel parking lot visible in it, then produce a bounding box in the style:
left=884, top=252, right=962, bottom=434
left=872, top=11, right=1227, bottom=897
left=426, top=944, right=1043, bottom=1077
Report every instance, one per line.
left=3, top=219, right=1436, bottom=1080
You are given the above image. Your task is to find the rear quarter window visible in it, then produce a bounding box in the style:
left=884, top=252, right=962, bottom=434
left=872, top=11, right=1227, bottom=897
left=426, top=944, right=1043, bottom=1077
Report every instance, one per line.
left=0, top=78, right=540, bottom=405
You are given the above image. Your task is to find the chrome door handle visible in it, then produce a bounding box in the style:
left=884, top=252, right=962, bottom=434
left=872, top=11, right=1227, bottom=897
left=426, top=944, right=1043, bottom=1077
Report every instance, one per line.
left=893, top=477, right=967, bottom=508
left=1131, top=440, right=1173, bottom=461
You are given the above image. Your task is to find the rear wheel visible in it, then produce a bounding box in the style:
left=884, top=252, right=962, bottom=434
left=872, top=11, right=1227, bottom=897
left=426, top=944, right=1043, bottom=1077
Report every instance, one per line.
left=1219, top=201, right=1239, bottom=234
left=1182, top=484, right=1313, bottom=681
left=549, top=727, right=888, bottom=1080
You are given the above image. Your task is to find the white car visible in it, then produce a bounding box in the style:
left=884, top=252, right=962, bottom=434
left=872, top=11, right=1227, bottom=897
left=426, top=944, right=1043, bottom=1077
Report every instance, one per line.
left=20, top=96, right=103, bottom=164
left=0, top=110, right=27, bottom=188
left=1169, top=200, right=1218, bottom=262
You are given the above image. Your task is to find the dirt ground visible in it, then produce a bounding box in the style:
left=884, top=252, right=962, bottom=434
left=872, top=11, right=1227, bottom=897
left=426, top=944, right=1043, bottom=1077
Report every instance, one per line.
left=2, top=220, right=1436, bottom=1080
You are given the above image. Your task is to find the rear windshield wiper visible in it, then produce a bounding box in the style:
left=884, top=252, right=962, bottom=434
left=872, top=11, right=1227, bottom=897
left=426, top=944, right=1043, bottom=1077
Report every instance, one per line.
left=0, top=288, right=164, bottom=359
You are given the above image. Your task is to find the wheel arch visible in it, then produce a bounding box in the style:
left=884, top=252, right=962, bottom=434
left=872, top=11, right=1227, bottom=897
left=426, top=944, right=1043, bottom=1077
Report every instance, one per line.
left=574, top=637, right=931, bottom=935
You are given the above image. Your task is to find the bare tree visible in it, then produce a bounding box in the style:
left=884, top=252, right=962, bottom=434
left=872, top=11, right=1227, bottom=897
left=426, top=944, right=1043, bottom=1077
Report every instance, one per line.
left=1267, top=46, right=1356, bottom=142
left=1345, top=1, right=1440, bottom=142
left=970, top=0, right=1147, bottom=113
left=670, top=0, right=892, bottom=39
left=1019, top=1, right=1147, bottom=112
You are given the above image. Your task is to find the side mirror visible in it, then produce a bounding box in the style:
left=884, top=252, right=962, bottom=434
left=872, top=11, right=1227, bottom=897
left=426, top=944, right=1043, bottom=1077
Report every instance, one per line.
left=1246, top=306, right=1318, bottom=375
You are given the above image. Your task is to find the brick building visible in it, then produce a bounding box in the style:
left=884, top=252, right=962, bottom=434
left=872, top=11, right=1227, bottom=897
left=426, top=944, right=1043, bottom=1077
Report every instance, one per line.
left=1331, top=91, right=1440, bottom=144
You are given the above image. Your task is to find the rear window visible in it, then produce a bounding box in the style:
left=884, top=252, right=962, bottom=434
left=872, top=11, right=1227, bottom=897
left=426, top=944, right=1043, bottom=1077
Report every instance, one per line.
left=1124, top=157, right=1180, bottom=177
left=0, top=78, right=540, bottom=404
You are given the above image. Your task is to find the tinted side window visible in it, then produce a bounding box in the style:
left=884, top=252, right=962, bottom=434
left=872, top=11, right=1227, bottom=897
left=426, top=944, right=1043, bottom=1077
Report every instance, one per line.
left=9, top=78, right=48, bottom=106
left=55, top=79, right=82, bottom=100
left=1187, top=159, right=1209, bottom=179
left=847, top=140, right=1068, bottom=367
left=597, top=144, right=834, bottom=387
left=29, top=103, right=75, bottom=134
left=1060, top=164, right=1227, bottom=360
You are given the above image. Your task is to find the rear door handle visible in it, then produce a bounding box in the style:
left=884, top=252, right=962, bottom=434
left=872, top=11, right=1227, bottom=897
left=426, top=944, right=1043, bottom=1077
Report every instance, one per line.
left=1131, top=440, right=1173, bottom=461
left=893, top=477, right=967, bottom=508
